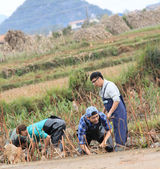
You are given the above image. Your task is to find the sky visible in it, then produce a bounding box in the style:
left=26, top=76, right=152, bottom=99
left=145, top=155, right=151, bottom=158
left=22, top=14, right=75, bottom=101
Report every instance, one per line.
left=0, top=0, right=160, bottom=16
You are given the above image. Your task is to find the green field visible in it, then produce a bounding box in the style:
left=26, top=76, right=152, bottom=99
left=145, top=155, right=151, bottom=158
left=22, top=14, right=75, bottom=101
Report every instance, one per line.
left=0, top=25, right=160, bottom=158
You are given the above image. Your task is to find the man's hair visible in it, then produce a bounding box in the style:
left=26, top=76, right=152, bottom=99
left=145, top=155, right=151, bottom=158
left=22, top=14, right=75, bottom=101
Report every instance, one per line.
left=90, top=72, right=103, bottom=81
left=91, top=111, right=98, bottom=116
left=16, top=124, right=27, bottom=135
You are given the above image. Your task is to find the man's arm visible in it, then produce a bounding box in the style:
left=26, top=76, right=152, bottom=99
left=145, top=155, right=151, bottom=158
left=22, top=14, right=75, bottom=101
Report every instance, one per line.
left=107, top=101, right=119, bottom=118
left=42, top=135, right=50, bottom=155
left=99, top=112, right=112, bottom=148
left=80, top=144, right=91, bottom=155
left=103, top=107, right=107, bottom=114
left=78, top=118, right=92, bottom=155
left=99, top=130, right=111, bottom=148
left=29, top=139, right=36, bottom=157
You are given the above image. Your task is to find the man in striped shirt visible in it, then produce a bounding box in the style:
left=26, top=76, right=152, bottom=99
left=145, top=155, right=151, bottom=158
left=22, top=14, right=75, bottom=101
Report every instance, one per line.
left=78, top=106, right=113, bottom=155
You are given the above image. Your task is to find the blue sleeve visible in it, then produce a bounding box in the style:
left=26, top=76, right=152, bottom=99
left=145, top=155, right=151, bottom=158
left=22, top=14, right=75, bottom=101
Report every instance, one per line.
left=99, top=112, right=112, bottom=131
left=78, top=118, right=87, bottom=145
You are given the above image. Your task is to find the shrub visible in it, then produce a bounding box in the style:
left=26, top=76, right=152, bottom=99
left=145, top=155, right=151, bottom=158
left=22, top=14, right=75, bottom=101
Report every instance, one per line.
left=52, top=31, right=61, bottom=38
left=9, top=97, right=37, bottom=115
left=144, top=46, right=160, bottom=72
left=80, top=41, right=90, bottom=48
left=46, top=87, right=73, bottom=101
left=139, top=45, right=160, bottom=85
left=62, top=26, right=72, bottom=36
left=69, top=69, right=88, bottom=91
left=104, top=46, right=119, bottom=56
left=69, top=69, right=93, bottom=100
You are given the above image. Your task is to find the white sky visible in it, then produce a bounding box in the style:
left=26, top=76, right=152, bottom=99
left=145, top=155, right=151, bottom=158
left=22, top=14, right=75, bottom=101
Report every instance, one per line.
left=0, top=0, right=160, bottom=16
left=87, top=0, right=160, bottom=13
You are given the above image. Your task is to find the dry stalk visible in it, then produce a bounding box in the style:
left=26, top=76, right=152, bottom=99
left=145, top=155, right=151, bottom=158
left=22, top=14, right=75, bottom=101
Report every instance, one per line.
left=64, top=144, right=73, bottom=156
left=1, top=105, right=8, bottom=138
left=107, top=117, right=115, bottom=151
left=63, top=130, right=80, bottom=156
left=62, top=136, right=66, bottom=157
left=52, top=146, right=63, bottom=159
left=138, top=87, right=154, bottom=146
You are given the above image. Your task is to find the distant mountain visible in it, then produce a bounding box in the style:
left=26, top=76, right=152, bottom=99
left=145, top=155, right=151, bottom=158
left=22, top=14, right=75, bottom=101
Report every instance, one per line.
left=0, top=0, right=112, bottom=34
left=146, top=2, right=160, bottom=10
left=0, top=15, right=7, bottom=24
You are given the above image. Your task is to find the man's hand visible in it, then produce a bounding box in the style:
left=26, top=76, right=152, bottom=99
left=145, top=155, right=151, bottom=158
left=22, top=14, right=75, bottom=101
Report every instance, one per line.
left=99, top=141, right=106, bottom=148
left=106, top=112, right=112, bottom=119
left=80, top=144, right=92, bottom=155
left=106, top=101, right=120, bottom=119
left=99, top=131, right=111, bottom=149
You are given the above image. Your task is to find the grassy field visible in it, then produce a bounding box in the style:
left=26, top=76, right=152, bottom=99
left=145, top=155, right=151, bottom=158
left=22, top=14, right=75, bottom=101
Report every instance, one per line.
left=1, top=25, right=160, bottom=93
left=0, top=61, right=135, bottom=102
left=0, top=24, right=160, bottom=162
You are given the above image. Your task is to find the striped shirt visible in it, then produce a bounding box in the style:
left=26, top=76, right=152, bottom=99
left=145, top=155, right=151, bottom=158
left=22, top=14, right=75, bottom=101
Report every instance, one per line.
left=78, top=112, right=112, bottom=144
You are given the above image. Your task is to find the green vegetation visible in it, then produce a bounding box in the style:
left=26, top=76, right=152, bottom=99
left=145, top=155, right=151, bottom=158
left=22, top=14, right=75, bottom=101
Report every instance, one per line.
left=0, top=55, right=134, bottom=91
left=1, top=44, right=159, bottom=126
left=122, top=24, right=160, bottom=35
left=143, top=45, right=160, bottom=76
left=0, top=46, right=119, bottom=79
left=2, top=26, right=160, bottom=92
left=0, top=25, right=160, bottom=155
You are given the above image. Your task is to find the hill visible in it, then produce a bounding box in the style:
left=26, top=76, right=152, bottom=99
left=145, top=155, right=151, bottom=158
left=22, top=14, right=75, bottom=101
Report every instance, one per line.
left=0, top=0, right=112, bottom=34
left=146, top=2, right=160, bottom=10
left=0, top=14, right=7, bottom=24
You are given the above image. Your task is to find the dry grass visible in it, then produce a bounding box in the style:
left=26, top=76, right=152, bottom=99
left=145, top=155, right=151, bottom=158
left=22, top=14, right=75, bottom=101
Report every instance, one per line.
left=0, top=62, right=135, bottom=103
left=0, top=77, right=68, bottom=102
left=95, top=61, right=136, bottom=78
left=0, top=24, right=160, bottom=164
left=1, top=26, right=160, bottom=72
left=0, top=79, right=159, bottom=164
left=4, top=144, right=26, bottom=164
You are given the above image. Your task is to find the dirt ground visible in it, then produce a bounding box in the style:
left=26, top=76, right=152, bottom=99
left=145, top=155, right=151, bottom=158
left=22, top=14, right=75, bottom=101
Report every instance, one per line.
left=1, top=148, right=160, bottom=169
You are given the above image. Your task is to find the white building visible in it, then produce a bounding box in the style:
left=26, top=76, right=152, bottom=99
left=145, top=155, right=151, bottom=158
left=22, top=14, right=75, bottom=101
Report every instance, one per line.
left=69, top=19, right=85, bottom=30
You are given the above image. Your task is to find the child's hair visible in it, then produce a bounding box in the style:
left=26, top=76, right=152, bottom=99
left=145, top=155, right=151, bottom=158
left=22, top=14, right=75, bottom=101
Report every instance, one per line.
left=16, top=124, right=27, bottom=134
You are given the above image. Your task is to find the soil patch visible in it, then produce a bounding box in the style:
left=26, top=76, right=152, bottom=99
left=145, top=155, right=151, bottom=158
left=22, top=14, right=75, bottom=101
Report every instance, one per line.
left=1, top=148, right=160, bottom=169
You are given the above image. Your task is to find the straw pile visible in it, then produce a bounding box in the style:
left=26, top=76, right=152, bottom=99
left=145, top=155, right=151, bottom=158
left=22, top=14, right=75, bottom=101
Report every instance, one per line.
left=73, top=24, right=112, bottom=41
left=102, top=14, right=130, bottom=35
left=124, top=8, right=160, bottom=29
left=0, top=30, right=55, bottom=61
left=4, top=30, right=28, bottom=51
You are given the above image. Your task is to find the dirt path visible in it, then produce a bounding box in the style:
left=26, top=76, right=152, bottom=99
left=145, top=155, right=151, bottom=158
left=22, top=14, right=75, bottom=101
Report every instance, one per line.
left=1, top=148, right=160, bottom=169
